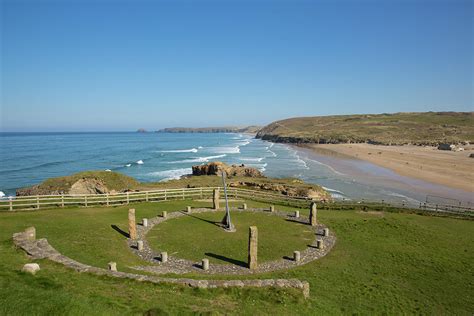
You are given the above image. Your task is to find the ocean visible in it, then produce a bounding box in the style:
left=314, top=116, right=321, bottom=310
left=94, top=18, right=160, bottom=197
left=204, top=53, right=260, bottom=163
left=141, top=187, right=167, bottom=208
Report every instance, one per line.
left=1, top=132, right=471, bottom=205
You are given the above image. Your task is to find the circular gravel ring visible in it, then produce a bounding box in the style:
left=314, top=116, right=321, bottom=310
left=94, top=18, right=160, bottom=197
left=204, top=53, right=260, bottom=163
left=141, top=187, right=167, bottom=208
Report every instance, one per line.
left=128, top=207, right=336, bottom=275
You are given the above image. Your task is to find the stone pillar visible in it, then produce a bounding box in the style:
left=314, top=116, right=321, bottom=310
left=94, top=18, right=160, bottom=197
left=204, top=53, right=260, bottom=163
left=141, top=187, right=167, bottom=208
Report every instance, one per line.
left=25, top=227, right=36, bottom=241
left=162, top=211, right=167, bottom=218
left=293, top=251, right=301, bottom=262
left=248, top=226, right=258, bottom=270
left=309, top=202, right=317, bottom=227
left=137, top=240, right=144, bottom=251
left=202, top=258, right=209, bottom=271
left=142, top=218, right=148, bottom=227
left=294, top=211, right=300, bottom=218
left=128, top=209, right=137, bottom=240
left=108, top=262, right=117, bottom=272
left=161, top=252, right=168, bottom=263
left=270, top=205, right=275, bottom=212
left=186, top=206, right=191, bottom=213
left=323, top=228, right=329, bottom=237
left=213, top=189, right=220, bottom=210
left=242, top=203, right=247, bottom=210
left=316, top=239, right=324, bottom=250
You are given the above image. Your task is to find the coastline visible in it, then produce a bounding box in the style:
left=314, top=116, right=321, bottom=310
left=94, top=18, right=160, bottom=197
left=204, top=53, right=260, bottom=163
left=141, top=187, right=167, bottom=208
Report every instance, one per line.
left=297, top=143, right=474, bottom=193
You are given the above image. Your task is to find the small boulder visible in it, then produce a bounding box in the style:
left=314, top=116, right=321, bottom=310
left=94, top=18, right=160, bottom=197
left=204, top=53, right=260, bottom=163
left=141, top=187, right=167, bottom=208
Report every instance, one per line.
left=437, top=143, right=456, bottom=151
left=469, top=153, right=474, bottom=158
left=22, top=263, right=40, bottom=275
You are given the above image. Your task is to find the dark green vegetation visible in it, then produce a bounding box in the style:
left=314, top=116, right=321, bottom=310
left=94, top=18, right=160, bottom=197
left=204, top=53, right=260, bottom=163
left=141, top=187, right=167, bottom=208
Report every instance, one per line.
left=157, top=126, right=261, bottom=134
left=257, top=112, right=474, bottom=145
left=1, top=199, right=473, bottom=314
left=148, top=212, right=313, bottom=264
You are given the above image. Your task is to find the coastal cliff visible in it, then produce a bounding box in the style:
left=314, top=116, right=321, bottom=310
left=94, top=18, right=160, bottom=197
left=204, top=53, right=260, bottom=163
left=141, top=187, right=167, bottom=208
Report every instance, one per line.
left=256, top=112, right=474, bottom=146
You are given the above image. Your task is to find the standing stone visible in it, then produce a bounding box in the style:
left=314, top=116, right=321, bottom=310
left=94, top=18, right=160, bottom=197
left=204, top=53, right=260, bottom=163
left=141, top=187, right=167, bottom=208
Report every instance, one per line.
left=202, top=258, right=209, bottom=271
left=25, top=227, right=36, bottom=241
left=270, top=205, right=275, bottom=212
left=161, top=251, right=168, bottom=263
left=162, top=211, right=167, bottom=218
left=294, top=211, right=300, bottom=218
left=248, top=226, right=258, bottom=270
left=213, top=189, right=220, bottom=210
left=108, top=262, right=117, bottom=271
left=316, top=239, right=324, bottom=250
left=323, top=228, right=329, bottom=237
left=186, top=206, right=192, bottom=213
left=22, top=263, right=40, bottom=274
left=128, top=209, right=137, bottom=240
left=242, top=203, right=247, bottom=210
left=142, top=218, right=148, bottom=227
left=309, top=202, right=317, bottom=226
left=137, top=240, right=144, bottom=251
left=293, top=251, right=301, bottom=262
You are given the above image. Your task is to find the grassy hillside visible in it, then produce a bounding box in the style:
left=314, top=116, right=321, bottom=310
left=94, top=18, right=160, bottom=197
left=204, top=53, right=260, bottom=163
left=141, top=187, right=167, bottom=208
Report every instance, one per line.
left=256, top=112, right=474, bottom=145
left=16, top=171, right=331, bottom=200
left=0, top=200, right=472, bottom=314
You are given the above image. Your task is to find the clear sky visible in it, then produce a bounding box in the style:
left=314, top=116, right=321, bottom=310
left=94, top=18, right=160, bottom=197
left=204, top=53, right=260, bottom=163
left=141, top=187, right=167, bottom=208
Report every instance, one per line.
left=1, top=0, right=472, bottom=131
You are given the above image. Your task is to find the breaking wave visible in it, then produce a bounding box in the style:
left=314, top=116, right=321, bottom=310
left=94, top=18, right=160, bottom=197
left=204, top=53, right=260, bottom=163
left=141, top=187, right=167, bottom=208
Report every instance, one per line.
left=160, top=148, right=198, bottom=153
left=149, top=168, right=192, bottom=181
left=167, top=154, right=227, bottom=163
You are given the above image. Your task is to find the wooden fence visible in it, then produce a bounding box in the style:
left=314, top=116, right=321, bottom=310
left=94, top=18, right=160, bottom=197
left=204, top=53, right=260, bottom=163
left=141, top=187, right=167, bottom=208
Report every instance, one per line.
left=0, top=187, right=473, bottom=217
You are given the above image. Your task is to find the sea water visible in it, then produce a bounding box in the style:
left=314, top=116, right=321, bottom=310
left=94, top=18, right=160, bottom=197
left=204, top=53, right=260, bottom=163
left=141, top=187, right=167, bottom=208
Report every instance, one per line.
left=0, top=132, right=471, bottom=205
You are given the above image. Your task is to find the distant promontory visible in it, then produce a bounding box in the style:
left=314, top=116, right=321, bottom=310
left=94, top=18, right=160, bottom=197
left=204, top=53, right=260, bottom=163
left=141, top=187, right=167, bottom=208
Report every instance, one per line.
left=157, top=126, right=261, bottom=134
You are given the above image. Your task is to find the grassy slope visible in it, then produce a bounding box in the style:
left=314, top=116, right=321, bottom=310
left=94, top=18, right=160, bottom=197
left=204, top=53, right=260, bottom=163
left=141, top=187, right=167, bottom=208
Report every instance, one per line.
left=0, top=200, right=473, bottom=314
left=256, top=112, right=474, bottom=145
left=32, top=171, right=140, bottom=193
left=21, top=171, right=331, bottom=199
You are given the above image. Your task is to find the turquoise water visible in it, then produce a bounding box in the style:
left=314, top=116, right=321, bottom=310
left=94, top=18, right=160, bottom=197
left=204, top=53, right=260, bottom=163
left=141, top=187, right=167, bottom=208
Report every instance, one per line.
left=1, top=132, right=472, bottom=205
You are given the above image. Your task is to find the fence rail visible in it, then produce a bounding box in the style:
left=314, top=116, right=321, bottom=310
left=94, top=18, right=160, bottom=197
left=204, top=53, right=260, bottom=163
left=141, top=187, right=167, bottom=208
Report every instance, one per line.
left=1, top=187, right=473, bottom=217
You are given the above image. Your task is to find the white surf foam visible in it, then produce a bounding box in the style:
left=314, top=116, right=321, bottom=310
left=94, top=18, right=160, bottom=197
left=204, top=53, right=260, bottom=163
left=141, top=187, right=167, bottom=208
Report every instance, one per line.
left=267, top=150, right=277, bottom=157
left=160, top=148, right=198, bottom=153
left=209, top=146, right=240, bottom=154
left=168, top=154, right=227, bottom=163
left=239, top=157, right=264, bottom=162
left=105, top=169, right=112, bottom=172
left=136, top=160, right=144, bottom=165
left=0, top=191, right=5, bottom=198
left=125, top=163, right=131, bottom=167
left=149, top=168, right=192, bottom=181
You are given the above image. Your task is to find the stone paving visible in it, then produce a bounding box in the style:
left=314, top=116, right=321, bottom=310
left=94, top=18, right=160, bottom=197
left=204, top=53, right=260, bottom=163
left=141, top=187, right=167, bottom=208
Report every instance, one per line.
left=128, top=207, right=336, bottom=275
left=12, top=228, right=310, bottom=298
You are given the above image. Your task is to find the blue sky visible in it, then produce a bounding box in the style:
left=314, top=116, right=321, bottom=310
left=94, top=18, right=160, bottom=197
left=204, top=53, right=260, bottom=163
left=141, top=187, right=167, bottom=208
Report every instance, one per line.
left=1, top=0, right=472, bottom=131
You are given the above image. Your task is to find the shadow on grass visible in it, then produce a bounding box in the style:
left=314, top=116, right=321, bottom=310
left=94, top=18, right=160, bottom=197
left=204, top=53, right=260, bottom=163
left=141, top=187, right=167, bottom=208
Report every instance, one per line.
left=284, top=218, right=309, bottom=226
left=111, top=225, right=129, bottom=238
left=205, top=252, right=248, bottom=268
left=182, top=212, right=221, bottom=227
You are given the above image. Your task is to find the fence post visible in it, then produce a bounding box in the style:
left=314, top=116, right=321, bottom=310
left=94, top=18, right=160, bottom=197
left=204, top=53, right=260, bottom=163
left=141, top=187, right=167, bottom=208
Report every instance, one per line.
left=9, top=198, right=13, bottom=211
left=182, top=188, right=185, bottom=200
left=61, top=195, right=64, bottom=208
left=106, top=193, right=110, bottom=206
left=235, top=189, right=238, bottom=199
left=36, top=196, right=40, bottom=209
left=85, top=196, right=88, bottom=207
left=164, top=190, right=167, bottom=201
left=127, top=192, right=130, bottom=204
left=200, top=188, right=203, bottom=199
left=146, top=191, right=149, bottom=202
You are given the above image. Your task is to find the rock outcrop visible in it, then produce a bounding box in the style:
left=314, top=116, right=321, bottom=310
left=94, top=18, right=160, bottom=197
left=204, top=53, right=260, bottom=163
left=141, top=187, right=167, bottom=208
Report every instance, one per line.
left=192, top=162, right=264, bottom=178
left=69, top=178, right=110, bottom=195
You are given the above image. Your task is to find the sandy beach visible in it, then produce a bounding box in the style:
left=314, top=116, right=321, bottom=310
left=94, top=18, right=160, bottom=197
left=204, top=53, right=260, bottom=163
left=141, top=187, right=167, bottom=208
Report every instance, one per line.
left=304, top=144, right=474, bottom=193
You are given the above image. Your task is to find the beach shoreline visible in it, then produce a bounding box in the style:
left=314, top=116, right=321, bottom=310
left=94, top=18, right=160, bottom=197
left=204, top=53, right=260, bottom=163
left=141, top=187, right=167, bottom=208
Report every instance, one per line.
left=297, top=143, right=474, bottom=193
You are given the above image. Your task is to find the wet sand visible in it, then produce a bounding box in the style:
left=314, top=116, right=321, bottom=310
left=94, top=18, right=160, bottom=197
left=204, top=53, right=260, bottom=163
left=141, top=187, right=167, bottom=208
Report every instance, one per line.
left=303, top=144, right=474, bottom=193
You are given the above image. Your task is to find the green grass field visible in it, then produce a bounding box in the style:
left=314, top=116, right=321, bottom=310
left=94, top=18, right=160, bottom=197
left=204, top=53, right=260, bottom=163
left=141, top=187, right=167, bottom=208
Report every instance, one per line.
left=148, top=211, right=313, bottom=265
left=0, top=199, right=473, bottom=315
